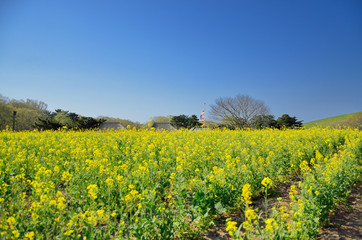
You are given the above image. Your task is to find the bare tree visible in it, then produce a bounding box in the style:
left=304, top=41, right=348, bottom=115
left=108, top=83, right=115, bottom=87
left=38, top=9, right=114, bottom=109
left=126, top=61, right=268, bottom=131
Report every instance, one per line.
left=210, top=94, right=270, bottom=128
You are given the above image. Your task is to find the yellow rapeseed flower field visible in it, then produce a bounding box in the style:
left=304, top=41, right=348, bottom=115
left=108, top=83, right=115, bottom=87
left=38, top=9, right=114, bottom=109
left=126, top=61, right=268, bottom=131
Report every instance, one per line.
left=0, top=128, right=360, bottom=239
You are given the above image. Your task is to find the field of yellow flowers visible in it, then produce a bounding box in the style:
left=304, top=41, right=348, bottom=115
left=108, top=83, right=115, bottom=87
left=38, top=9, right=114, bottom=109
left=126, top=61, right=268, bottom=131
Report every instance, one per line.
left=0, top=128, right=361, bottom=239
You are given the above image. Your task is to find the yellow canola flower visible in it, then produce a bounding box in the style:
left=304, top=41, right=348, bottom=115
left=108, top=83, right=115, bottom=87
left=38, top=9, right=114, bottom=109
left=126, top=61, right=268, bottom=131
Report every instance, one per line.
left=97, top=209, right=105, bottom=217
left=265, top=218, right=277, bottom=231
left=25, top=231, right=35, bottom=240
left=40, top=194, right=49, bottom=202
left=64, top=229, right=74, bottom=236
left=0, top=127, right=360, bottom=239
left=225, top=220, right=238, bottom=236
left=57, top=197, right=66, bottom=210
left=169, top=172, right=176, bottom=181
left=87, top=184, right=98, bottom=200
left=88, top=215, right=97, bottom=226
left=7, top=216, right=16, bottom=226
left=261, top=177, right=273, bottom=188
left=61, top=171, right=72, bottom=182
left=245, top=209, right=258, bottom=221
left=105, top=178, right=114, bottom=187
left=241, top=184, right=252, bottom=205
left=12, top=230, right=20, bottom=238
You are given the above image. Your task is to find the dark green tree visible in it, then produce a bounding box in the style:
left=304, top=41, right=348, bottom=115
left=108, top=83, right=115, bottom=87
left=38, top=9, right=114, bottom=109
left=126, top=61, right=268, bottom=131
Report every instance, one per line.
left=188, top=115, right=202, bottom=129
left=35, top=109, right=105, bottom=130
left=277, top=114, right=303, bottom=129
left=251, top=115, right=278, bottom=129
left=34, top=111, right=62, bottom=130
left=170, top=115, right=188, bottom=129
left=170, top=114, right=201, bottom=129
left=78, top=116, right=106, bottom=129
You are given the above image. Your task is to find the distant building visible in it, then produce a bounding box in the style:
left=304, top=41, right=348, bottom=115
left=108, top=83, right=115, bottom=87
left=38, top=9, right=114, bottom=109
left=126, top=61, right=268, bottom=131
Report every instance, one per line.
left=99, top=122, right=126, bottom=130
left=150, top=122, right=176, bottom=131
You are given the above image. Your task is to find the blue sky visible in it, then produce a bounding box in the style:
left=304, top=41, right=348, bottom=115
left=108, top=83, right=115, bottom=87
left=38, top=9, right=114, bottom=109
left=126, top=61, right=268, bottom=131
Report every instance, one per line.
left=1, top=0, right=361, bottom=123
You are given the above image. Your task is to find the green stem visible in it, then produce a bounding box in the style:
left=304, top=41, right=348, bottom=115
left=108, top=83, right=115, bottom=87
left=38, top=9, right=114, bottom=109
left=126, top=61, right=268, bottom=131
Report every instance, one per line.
left=264, top=188, right=268, bottom=219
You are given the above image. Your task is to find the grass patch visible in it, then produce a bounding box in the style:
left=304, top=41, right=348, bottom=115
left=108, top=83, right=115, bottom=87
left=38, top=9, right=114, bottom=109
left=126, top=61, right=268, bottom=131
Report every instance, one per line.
left=304, top=112, right=360, bottom=128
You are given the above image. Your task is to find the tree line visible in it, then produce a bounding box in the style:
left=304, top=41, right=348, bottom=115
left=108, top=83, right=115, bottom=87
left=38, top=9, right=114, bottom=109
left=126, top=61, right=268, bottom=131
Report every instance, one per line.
left=164, top=113, right=303, bottom=130
left=0, top=94, right=105, bottom=131
left=1, top=93, right=304, bottom=131
left=35, top=109, right=105, bottom=130
left=217, top=113, right=303, bottom=130
left=209, top=94, right=303, bottom=129
left=0, top=94, right=47, bottom=130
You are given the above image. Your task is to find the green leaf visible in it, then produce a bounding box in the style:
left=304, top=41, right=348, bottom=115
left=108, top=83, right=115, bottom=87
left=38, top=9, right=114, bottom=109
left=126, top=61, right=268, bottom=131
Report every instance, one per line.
left=215, top=202, right=226, bottom=214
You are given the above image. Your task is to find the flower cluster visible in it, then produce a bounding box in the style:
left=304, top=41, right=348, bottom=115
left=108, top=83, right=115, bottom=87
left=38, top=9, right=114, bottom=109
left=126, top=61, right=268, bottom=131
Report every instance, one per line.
left=0, top=127, right=360, bottom=239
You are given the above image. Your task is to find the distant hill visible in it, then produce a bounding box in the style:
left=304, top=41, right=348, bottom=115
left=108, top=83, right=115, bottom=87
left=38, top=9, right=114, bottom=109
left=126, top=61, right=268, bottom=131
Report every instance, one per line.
left=304, top=112, right=362, bottom=128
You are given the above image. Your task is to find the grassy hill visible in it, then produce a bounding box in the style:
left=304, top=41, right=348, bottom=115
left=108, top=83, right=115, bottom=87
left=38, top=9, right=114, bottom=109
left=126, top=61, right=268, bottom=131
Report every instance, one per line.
left=304, top=112, right=361, bottom=128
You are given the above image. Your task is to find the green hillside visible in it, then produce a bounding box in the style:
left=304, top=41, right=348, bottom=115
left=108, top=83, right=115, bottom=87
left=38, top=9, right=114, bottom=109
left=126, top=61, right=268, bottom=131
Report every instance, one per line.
left=304, top=112, right=361, bottom=128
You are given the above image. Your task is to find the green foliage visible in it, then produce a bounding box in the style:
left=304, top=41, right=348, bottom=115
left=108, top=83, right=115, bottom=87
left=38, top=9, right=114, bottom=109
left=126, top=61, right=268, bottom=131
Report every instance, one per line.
left=170, top=114, right=201, bottom=129
left=1, top=128, right=361, bottom=239
left=217, top=123, right=236, bottom=130
left=222, top=114, right=303, bottom=130
left=0, top=94, right=47, bottom=131
left=35, top=109, right=105, bottom=130
left=203, top=120, right=219, bottom=129
left=221, top=115, right=248, bottom=129
left=152, top=116, right=172, bottom=123
left=14, top=108, right=43, bottom=131
left=277, top=114, right=303, bottom=129
left=99, top=116, right=143, bottom=129
left=251, top=115, right=278, bottom=129
left=228, top=131, right=361, bottom=240
left=0, top=101, right=12, bottom=129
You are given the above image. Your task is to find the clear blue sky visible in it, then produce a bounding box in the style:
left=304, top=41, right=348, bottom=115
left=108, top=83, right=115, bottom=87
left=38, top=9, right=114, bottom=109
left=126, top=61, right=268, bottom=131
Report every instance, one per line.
left=1, top=0, right=361, bottom=123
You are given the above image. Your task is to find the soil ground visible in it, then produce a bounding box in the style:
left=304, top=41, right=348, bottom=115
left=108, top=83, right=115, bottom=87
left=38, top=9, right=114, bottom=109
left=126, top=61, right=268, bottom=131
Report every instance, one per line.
left=204, top=182, right=362, bottom=240
left=316, top=183, right=362, bottom=240
left=204, top=180, right=296, bottom=240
